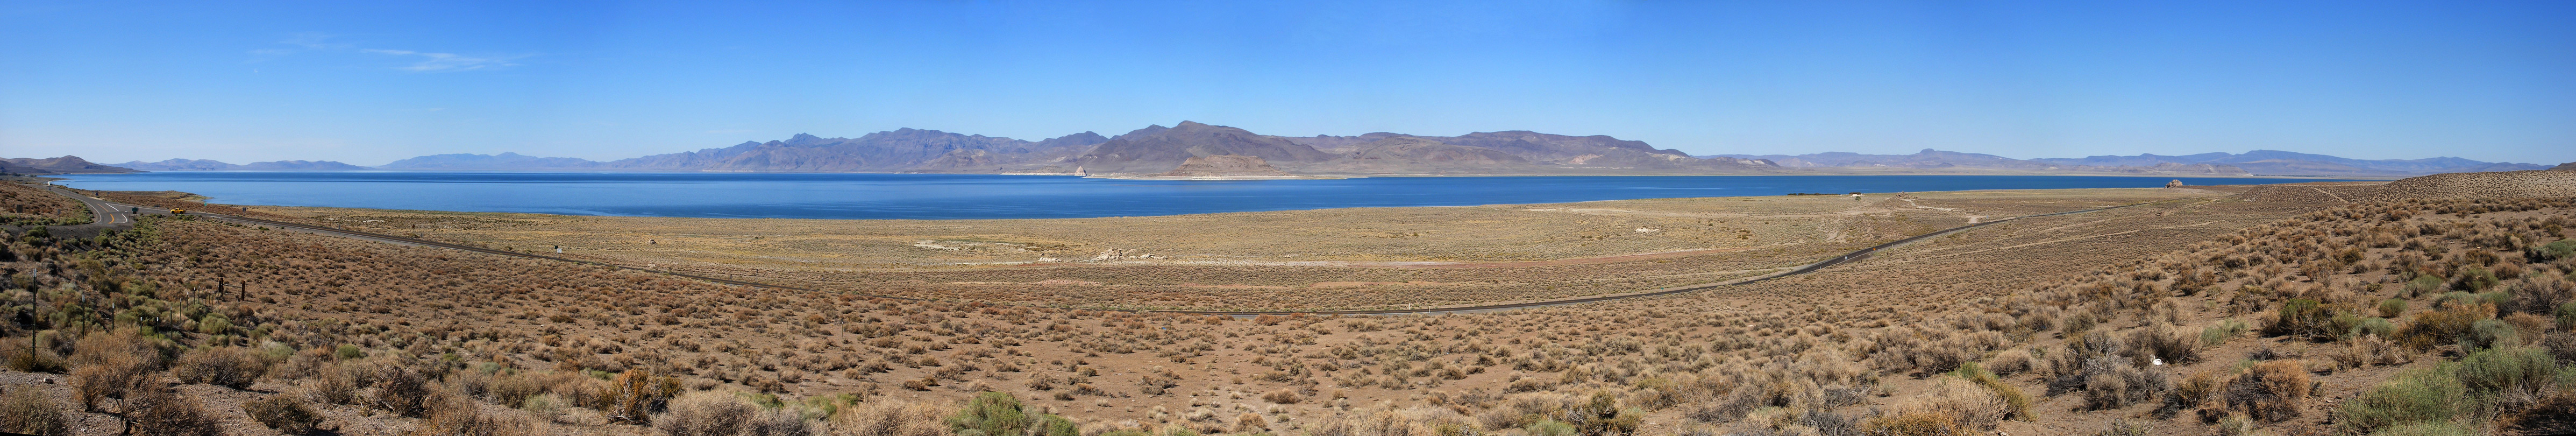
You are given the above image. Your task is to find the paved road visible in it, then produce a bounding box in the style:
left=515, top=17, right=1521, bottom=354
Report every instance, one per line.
left=31, top=183, right=2178, bottom=316
left=40, top=184, right=133, bottom=226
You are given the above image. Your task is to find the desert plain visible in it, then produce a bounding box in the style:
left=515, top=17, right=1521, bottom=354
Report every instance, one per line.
left=3, top=170, right=2574, bottom=436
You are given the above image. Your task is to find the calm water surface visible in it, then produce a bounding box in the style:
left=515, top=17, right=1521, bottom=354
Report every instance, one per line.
left=53, top=172, right=2353, bottom=220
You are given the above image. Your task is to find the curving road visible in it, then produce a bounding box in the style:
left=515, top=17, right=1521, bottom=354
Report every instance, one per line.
left=31, top=183, right=2177, bottom=316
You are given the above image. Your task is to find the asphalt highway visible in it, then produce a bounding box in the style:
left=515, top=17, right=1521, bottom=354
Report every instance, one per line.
left=30, top=183, right=2172, bottom=316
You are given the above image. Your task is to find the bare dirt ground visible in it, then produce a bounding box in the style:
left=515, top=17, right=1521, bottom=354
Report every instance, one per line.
left=239, top=187, right=2216, bottom=311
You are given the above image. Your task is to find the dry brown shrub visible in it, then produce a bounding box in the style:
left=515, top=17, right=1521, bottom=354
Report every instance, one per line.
left=607, top=369, right=681, bottom=424
left=68, top=332, right=158, bottom=412
left=2221, top=360, right=2311, bottom=422
left=309, top=363, right=363, bottom=405
left=370, top=361, right=431, bottom=417
left=123, top=389, right=220, bottom=436
left=171, top=346, right=264, bottom=389
left=656, top=391, right=753, bottom=436
left=827, top=399, right=947, bottom=436
left=245, top=393, right=327, bottom=435
left=1985, top=348, right=2035, bottom=376
left=0, top=388, right=70, bottom=436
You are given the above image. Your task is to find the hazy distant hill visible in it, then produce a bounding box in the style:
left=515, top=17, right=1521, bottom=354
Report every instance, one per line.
left=2026, top=150, right=2545, bottom=177
left=1712, top=149, right=2542, bottom=177
left=4, top=156, right=142, bottom=175
left=328, top=122, right=1787, bottom=175
left=116, top=158, right=369, bottom=171
left=117, top=158, right=237, bottom=171
left=233, top=122, right=2542, bottom=178
left=377, top=152, right=601, bottom=170
left=597, top=129, right=1107, bottom=173
left=1712, top=149, right=2250, bottom=176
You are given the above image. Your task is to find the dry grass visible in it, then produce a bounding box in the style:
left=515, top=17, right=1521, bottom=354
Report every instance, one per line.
left=0, top=182, right=87, bottom=226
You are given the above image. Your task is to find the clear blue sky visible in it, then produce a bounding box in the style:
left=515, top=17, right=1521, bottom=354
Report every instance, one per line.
left=4, top=1, right=2571, bottom=165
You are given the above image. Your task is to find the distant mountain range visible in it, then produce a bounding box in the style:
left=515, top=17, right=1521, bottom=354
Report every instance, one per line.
left=1714, top=149, right=2547, bottom=178
left=116, top=158, right=370, bottom=172
left=29, top=121, right=2555, bottom=178
left=3, top=156, right=143, bottom=175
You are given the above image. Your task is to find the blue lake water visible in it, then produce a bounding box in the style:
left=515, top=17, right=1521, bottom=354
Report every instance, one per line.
left=52, top=172, right=2356, bottom=220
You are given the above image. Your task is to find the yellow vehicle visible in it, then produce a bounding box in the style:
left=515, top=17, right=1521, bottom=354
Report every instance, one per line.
left=169, top=208, right=188, bottom=215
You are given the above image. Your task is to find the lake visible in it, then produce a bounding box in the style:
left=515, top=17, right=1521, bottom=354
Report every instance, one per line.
left=52, top=172, right=2354, bottom=220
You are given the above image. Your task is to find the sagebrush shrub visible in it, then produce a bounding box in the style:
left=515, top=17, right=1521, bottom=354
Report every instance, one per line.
left=949, top=392, right=1029, bottom=436
left=2222, top=360, right=2310, bottom=422
left=830, top=399, right=948, bottom=436
left=172, top=346, right=262, bottom=389
left=0, top=388, right=69, bottom=436
left=1263, top=389, right=1301, bottom=404
left=657, top=391, right=753, bottom=436
left=371, top=362, right=431, bottom=417
left=68, top=340, right=154, bottom=412
left=607, top=369, right=681, bottom=424
left=124, top=390, right=220, bottom=436
left=245, top=393, right=326, bottom=435
left=2337, top=364, right=2464, bottom=435
left=2457, top=346, right=2561, bottom=413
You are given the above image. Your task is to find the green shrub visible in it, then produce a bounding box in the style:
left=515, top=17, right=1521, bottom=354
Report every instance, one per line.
left=2455, top=266, right=2501, bottom=292
left=2203, top=320, right=2249, bottom=346
left=1038, top=414, right=1079, bottom=436
left=333, top=344, right=364, bottom=360
left=2532, top=240, right=2576, bottom=262
left=2266, top=299, right=2334, bottom=340
left=2456, top=346, right=2559, bottom=405
left=2379, top=299, right=2409, bottom=318
left=1952, top=363, right=2031, bottom=421
left=2369, top=421, right=2473, bottom=436
left=2337, top=364, right=2464, bottom=434
left=2405, top=275, right=2446, bottom=298
left=2344, top=317, right=2396, bottom=341
left=1524, top=419, right=1575, bottom=436
left=2464, top=319, right=2521, bottom=350
left=195, top=313, right=232, bottom=335
left=2557, top=301, right=2576, bottom=330
left=948, top=392, right=1028, bottom=436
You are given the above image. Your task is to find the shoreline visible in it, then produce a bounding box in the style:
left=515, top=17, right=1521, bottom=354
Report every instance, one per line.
left=53, top=182, right=2318, bottom=225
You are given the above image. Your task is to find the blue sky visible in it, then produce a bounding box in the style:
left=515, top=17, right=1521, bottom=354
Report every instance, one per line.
left=3, top=1, right=2571, bottom=165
